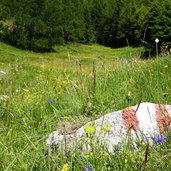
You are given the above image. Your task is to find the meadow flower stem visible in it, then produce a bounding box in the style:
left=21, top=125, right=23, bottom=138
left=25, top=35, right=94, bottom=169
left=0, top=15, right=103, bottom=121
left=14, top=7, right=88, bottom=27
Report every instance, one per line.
left=92, top=61, right=96, bottom=93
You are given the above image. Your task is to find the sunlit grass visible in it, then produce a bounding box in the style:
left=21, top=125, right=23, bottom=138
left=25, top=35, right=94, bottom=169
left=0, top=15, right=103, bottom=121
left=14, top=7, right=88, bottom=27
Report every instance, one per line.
left=0, top=41, right=171, bottom=170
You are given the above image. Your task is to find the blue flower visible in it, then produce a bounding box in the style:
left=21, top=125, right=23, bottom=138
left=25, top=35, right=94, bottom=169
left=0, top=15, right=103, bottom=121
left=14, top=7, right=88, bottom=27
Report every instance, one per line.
left=49, top=98, right=54, bottom=104
left=84, top=166, right=92, bottom=171
left=154, top=134, right=166, bottom=144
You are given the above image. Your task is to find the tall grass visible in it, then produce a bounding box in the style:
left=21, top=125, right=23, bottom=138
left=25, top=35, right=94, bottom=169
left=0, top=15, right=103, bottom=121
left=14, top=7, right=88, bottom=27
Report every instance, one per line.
left=0, top=42, right=171, bottom=170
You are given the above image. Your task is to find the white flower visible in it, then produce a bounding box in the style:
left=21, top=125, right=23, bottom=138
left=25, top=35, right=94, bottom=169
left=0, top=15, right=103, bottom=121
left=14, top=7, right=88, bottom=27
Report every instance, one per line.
left=0, top=95, right=9, bottom=101
left=23, top=89, right=29, bottom=92
left=0, top=70, right=7, bottom=75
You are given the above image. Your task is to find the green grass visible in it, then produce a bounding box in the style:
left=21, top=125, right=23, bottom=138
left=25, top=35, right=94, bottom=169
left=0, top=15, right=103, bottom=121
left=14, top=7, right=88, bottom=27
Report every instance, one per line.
left=0, top=41, right=171, bottom=170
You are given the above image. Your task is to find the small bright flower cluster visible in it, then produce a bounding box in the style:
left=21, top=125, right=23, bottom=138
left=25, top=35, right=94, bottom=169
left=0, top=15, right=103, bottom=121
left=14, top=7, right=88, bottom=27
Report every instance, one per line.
left=85, top=124, right=97, bottom=134
left=164, top=64, right=168, bottom=68
left=154, top=134, right=166, bottom=144
left=0, top=95, right=9, bottom=101
left=60, top=163, right=92, bottom=171
left=61, top=164, right=69, bottom=171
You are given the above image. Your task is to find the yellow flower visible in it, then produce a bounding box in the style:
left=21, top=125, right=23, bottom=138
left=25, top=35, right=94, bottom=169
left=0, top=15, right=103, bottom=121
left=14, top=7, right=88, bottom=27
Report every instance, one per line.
left=164, top=65, right=168, bottom=68
left=104, top=122, right=111, bottom=132
left=86, top=152, right=93, bottom=158
left=85, top=125, right=96, bottom=133
left=90, top=152, right=93, bottom=156
left=62, top=116, right=70, bottom=120
left=100, top=129, right=105, bottom=134
left=87, top=137, right=93, bottom=141
left=61, top=163, right=69, bottom=171
left=127, top=91, right=131, bottom=97
left=160, top=72, right=164, bottom=76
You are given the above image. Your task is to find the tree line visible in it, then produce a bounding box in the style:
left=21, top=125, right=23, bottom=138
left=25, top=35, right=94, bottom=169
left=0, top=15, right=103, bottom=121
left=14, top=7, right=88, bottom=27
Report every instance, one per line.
left=0, top=0, right=171, bottom=51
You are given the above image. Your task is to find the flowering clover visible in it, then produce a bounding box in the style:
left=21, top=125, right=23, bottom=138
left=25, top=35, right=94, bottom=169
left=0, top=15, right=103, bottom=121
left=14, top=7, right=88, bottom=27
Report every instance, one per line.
left=154, top=134, right=166, bottom=144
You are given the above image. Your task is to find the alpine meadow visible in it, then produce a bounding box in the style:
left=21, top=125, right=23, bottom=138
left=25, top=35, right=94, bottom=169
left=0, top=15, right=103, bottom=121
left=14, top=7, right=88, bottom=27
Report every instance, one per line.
left=0, top=0, right=171, bottom=171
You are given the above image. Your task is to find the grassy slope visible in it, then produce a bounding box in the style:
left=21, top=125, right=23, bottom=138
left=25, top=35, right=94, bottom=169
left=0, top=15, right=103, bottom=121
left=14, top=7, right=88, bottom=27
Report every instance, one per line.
left=0, top=42, right=171, bottom=170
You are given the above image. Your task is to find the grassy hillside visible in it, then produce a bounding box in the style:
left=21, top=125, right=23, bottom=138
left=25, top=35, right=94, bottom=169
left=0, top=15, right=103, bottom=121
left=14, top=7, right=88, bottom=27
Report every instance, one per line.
left=0, top=42, right=171, bottom=170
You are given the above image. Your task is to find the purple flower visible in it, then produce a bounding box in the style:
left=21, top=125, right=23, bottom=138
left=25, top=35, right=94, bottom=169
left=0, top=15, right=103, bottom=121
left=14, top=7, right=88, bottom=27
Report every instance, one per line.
left=49, top=98, right=54, bottom=104
left=154, top=134, right=166, bottom=144
left=84, top=166, right=92, bottom=171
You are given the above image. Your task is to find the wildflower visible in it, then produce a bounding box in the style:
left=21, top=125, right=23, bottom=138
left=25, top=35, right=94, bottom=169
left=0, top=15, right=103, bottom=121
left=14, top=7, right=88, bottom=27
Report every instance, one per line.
left=154, top=134, right=166, bottom=144
left=49, top=98, right=54, bottom=104
left=0, top=95, right=9, bottom=101
left=63, top=116, right=70, bottom=120
left=84, top=166, right=92, bottom=171
left=104, top=122, right=111, bottom=132
left=61, top=163, right=69, bottom=171
left=127, top=91, right=131, bottom=97
left=164, top=65, right=168, bottom=68
left=0, top=70, right=7, bottom=75
left=99, top=129, right=105, bottom=134
left=23, top=88, right=29, bottom=92
left=127, top=91, right=132, bottom=102
left=85, top=125, right=96, bottom=133
left=86, top=152, right=93, bottom=158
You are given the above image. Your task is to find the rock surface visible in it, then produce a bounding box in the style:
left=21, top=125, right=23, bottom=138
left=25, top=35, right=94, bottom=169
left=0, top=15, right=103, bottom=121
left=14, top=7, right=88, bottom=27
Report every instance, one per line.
left=46, top=102, right=171, bottom=153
